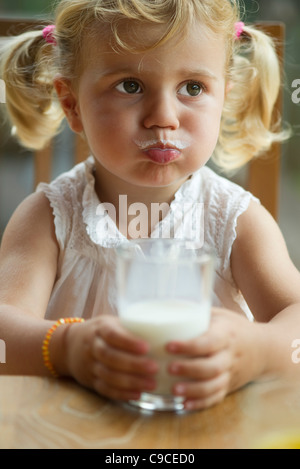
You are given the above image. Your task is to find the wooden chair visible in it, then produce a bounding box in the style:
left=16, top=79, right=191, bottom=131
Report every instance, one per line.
left=0, top=18, right=285, bottom=220
left=248, top=22, right=285, bottom=221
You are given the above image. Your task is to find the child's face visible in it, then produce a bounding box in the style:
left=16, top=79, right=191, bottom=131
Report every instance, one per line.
left=61, top=20, right=227, bottom=192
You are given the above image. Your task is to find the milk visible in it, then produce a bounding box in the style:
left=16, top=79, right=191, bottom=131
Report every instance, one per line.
left=120, top=299, right=210, bottom=395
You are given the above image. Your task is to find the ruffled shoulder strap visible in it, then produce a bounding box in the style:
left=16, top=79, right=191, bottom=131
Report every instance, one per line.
left=36, top=157, right=95, bottom=249
left=201, top=167, right=260, bottom=285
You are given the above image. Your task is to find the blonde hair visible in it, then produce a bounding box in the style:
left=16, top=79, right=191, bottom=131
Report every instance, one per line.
left=0, top=0, right=289, bottom=170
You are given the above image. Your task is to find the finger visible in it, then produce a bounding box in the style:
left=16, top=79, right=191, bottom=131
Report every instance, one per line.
left=96, top=317, right=150, bottom=355
left=93, top=379, right=142, bottom=402
left=167, top=330, right=228, bottom=357
left=92, top=337, right=158, bottom=375
left=173, top=373, right=230, bottom=409
left=184, top=388, right=228, bottom=412
left=92, top=363, right=157, bottom=396
left=169, top=350, right=231, bottom=380
left=167, top=309, right=249, bottom=357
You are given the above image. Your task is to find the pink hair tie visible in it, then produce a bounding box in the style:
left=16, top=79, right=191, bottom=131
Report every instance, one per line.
left=42, top=25, right=57, bottom=45
left=234, top=21, right=245, bottom=39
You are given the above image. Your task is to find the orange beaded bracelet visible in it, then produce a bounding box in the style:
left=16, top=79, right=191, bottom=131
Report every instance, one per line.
left=42, top=318, right=85, bottom=378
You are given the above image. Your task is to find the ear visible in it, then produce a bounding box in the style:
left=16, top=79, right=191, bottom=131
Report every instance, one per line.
left=225, top=80, right=234, bottom=96
left=53, top=76, right=84, bottom=133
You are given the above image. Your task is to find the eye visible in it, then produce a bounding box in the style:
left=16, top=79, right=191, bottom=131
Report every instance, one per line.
left=178, top=82, right=204, bottom=97
left=116, top=80, right=142, bottom=94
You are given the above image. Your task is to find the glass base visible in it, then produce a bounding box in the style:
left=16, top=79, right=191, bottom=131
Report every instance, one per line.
left=125, top=392, right=187, bottom=413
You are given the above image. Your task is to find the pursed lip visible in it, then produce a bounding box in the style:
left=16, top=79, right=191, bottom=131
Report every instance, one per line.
left=143, top=146, right=181, bottom=164
left=145, top=142, right=180, bottom=152
left=134, top=139, right=191, bottom=164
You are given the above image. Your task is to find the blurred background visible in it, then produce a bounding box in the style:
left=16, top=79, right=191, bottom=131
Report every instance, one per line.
left=0, top=0, right=300, bottom=267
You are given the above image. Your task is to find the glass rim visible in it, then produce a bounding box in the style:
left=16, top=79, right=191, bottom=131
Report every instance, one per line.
left=116, top=238, right=216, bottom=265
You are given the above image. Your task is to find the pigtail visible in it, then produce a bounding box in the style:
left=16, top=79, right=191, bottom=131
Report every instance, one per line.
left=0, top=30, right=65, bottom=150
left=215, top=25, right=290, bottom=172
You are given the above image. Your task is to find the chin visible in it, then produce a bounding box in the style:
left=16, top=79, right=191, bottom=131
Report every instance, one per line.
left=134, top=165, right=191, bottom=189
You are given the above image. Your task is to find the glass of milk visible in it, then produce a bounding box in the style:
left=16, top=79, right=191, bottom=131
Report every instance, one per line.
left=116, top=239, right=215, bottom=412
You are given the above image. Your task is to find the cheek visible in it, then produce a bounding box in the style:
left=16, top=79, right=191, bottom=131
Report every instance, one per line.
left=81, top=106, right=137, bottom=167
left=85, top=103, right=134, bottom=142
left=82, top=109, right=118, bottom=149
left=185, top=107, right=223, bottom=167
left=188, top=110, right=221, bottom=147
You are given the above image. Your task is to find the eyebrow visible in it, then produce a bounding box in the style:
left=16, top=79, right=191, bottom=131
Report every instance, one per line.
left=98, top=68, right=137, bottom=78
left=178, top=68, right=218, bottom=80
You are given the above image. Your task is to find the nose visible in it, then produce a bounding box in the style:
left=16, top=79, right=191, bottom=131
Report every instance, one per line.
left=143, top=92, right=180, bottom=131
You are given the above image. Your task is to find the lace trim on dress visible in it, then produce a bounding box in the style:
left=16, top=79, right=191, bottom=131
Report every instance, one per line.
left=81, top=156, right=203, bottom=246
left=37, top=182, right=69, bottom=249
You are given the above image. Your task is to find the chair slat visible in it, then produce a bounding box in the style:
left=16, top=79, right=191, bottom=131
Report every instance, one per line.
left=34, top=145, right=52, bottom=188
left=247, top=22, right=285, bottom=220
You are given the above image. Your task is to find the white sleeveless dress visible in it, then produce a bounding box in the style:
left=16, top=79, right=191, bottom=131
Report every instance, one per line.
left=37, top=156, right=259, bottom=321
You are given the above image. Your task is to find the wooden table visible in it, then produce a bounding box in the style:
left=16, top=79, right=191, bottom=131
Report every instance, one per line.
left=1, top=376, right=300, bottom=449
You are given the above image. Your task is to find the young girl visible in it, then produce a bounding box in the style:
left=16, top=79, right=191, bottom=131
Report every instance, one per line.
left=0, top=0, right=300, bottom=412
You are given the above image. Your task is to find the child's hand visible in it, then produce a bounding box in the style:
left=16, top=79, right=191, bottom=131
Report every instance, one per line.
left=62, top=316, right=158, bottom=402
left=166, top=308, right=264, bottom=411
